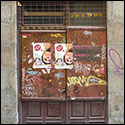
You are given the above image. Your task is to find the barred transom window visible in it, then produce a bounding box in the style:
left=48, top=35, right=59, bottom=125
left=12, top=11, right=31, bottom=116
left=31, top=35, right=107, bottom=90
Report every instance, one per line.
left=19, top=1, right=106, bottom=27
left=69, top=1, right=106, bottom=26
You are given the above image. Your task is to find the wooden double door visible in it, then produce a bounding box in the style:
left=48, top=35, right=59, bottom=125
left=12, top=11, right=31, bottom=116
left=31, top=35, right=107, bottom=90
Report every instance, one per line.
left=20, top=29, right=108, bottom=124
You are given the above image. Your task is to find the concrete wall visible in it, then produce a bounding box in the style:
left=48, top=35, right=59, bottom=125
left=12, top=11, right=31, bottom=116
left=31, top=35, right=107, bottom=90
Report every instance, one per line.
left=1, top=1, right=124, bottom=124
left=1, top=1, right=18, bottom=124
left=107, top=1, right=124, bottom=124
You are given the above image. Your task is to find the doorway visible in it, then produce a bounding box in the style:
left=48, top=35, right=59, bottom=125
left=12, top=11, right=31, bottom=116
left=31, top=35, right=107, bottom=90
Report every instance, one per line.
left=18, top=1, right=108, bottom=124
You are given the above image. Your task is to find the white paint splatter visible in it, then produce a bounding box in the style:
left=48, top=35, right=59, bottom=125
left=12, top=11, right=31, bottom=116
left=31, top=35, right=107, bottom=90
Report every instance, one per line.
left=94, top=54, right=101, bottom=57
left=42, top=69, right=47, bottom=74
left=46, top=68, right=51, bottom=74
left=22, top=59, right=26, bottom=62
left=28, top=58, right=33, bottom=64
left=27, top=55, right=30, bottom=58
left=84, top=30, right=92, bottom=35
left=91, top=41, right=96, bottom=46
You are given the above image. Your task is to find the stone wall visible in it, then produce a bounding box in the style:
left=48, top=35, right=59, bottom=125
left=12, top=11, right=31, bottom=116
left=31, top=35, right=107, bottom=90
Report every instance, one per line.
left=1, top=1, right=18, bottom=124
left=107, top=1, right=124, bottom=124
left=1, top=1, right=124, bottom=124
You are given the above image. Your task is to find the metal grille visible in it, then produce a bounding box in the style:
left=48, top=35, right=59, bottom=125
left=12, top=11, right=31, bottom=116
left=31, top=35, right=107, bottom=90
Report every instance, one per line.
left=18, top=1, right=106, bottom=27
left=68, top=1, right=106, bottom=26
left=20, top=1, right=66, bottom=25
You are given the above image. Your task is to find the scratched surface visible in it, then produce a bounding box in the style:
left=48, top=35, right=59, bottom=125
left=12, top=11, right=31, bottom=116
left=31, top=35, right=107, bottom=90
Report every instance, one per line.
left=67, top=29, right=107, bottom=98
left=21, top=32, right=66, bottom=98
left=21, top=30, right=107, bottom=99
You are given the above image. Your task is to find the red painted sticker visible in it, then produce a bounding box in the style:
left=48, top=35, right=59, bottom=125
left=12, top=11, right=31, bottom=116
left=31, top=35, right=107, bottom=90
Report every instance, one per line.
left=34, top=44, right=41, bottom=51
left=56, top=45, right=63, bottom=52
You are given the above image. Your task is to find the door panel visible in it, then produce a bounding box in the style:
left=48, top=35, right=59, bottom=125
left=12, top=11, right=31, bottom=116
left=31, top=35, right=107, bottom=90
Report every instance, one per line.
left=22, top=101, right=66, bottom=124
left=89, top=101, right=105, bottom=119
left=67, top=100, right=107, bottom=124
left=22, top=100, right=107, bottom=124
left=67, top=29, right=107, bottom=99
left=21, top=32, right=66, bottom=99
left=70, top=102, right=85, bottom=117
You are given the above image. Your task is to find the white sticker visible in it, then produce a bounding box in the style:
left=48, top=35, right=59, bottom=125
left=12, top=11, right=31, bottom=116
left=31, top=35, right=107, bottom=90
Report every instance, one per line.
left=32, top=43, right=51, bottom=69
left=55, top=44, right=73, bottom=69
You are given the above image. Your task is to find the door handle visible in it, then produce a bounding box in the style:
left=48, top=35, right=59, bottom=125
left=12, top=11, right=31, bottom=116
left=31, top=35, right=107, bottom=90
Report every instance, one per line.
left=58, top=88, right=66, bottom=93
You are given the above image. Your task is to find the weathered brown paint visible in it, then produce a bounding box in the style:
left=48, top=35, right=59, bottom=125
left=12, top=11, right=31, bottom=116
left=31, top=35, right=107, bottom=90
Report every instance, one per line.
left=67, top=29, right=107, bottom=99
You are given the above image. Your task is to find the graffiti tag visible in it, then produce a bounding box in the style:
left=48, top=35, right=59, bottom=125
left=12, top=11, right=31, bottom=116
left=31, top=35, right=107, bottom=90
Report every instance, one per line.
left=67, top=75, right=107, bottom=87
left=109, top=48, right=124, bottom=75
left=67, top=76, right=85, bottom=87
left=22, top=67, right=25, bottom=83
left=74, top=61, right=91, bottom=76
left=101, top=44, right=106, bottom=61
left=26, top=70, right=41, bottom=75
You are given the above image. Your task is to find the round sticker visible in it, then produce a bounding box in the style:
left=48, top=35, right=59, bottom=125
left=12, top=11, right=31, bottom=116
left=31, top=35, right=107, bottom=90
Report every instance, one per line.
left=34, top=44, right=41, bottom=51
left=56, top=45, right=63, bottom=52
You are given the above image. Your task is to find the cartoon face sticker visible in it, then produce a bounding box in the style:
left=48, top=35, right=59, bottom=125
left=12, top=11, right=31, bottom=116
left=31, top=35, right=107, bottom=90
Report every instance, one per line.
left=34, top=58, right=41, bottom=65
left=55, top=43, right=73, bottom=69
left=33, top=43, right=52, bottom=69
left=56, top=58, right=63, bottom=66
left=42, top=48, right=51, bottom=64
left=64, top=50, right=73, bottom=65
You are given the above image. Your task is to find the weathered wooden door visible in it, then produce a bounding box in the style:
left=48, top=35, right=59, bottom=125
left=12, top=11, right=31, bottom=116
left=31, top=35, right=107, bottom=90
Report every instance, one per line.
left=20, top=29, right=107, bottom=124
